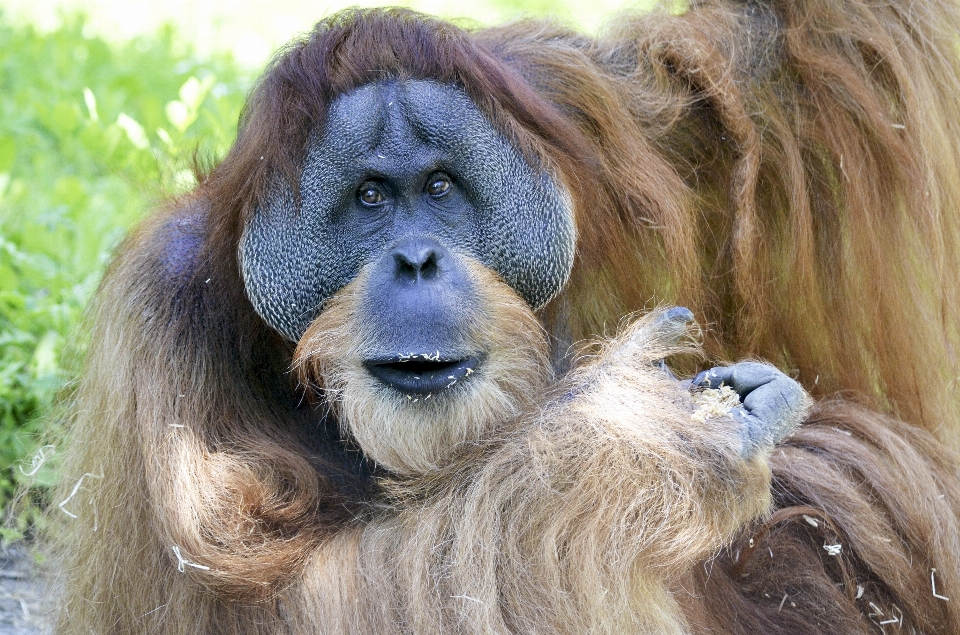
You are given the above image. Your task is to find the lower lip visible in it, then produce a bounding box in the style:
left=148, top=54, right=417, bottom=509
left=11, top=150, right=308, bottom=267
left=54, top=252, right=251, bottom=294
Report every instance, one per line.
left=363, top=355, right=482, bottom=396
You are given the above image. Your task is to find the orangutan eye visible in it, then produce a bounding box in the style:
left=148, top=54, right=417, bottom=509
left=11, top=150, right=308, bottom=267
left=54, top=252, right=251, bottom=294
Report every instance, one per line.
left=358, top=182, right=386, bottom=206
left=426, top=174, right=452, bottom=198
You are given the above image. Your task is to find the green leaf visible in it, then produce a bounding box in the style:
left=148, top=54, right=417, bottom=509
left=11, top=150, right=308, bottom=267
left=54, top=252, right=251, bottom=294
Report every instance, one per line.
left=48, top=101, right=81, bottom=137
left=0, top=137, right=15, bottom=173
left=178, top=76, right=204, bottom=109
left=165, top=99, right=193, bottom=132
left=116, top=113, right=149, bottom=149
left=31, top=331, right=60, bottom=378
left=82, top=87, right=99, bottom=123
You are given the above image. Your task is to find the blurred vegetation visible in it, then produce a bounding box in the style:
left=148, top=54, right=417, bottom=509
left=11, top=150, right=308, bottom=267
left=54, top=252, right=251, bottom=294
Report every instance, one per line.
left=0, top=12, right=251, bottom=538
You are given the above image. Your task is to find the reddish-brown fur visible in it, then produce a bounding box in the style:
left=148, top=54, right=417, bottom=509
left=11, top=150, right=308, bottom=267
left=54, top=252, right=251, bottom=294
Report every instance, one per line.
left=54, top=1, right=960, bottom=633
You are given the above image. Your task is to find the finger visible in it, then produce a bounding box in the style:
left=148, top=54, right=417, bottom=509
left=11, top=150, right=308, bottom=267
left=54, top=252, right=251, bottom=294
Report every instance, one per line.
left=741, top=377, right=809, bottom=438
left=652, top=306, right=695, bottom=344
left=651, top=307, right=695, bottom=377
left=692, top=362, right=777, bottom=396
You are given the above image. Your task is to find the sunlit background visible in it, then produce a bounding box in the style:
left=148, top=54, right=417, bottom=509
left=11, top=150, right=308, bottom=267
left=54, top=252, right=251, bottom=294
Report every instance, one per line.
left=2, top=0, right=646, bottom=66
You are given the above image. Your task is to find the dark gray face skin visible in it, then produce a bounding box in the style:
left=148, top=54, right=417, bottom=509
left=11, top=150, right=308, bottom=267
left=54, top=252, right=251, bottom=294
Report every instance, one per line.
left=240, top=80, right=575, bottom=395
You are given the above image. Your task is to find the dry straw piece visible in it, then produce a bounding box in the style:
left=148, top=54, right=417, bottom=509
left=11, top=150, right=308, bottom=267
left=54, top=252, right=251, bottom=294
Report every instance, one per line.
left=691, top=385, right=741, bottom=423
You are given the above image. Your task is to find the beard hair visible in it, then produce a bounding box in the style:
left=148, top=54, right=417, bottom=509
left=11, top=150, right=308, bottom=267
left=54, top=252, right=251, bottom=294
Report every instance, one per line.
left=294, top=260, right=553, bottom=475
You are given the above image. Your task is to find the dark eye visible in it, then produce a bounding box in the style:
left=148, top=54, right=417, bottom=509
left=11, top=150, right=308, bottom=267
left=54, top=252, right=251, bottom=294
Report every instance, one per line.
left=358, top=182, right=386, bottom=206
left=426, top=173, right=452, bottom=198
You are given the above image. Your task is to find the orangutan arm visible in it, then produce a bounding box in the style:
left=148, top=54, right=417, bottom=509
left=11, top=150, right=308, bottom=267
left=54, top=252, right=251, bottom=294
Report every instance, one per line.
left=289, top=310, right=811, bottom=635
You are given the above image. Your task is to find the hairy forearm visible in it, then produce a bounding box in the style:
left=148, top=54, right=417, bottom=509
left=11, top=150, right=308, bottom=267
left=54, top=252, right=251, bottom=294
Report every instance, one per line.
left=293, top=314, right=785, bottom=635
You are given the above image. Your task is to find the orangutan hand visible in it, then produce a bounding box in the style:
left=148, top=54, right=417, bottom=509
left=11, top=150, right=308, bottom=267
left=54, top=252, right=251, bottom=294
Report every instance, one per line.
left=692, top=362, right=810, bottom=457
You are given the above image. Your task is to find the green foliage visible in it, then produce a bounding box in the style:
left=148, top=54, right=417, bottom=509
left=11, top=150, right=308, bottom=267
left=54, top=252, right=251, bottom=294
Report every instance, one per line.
left=0, top=12, right=250, bottom=532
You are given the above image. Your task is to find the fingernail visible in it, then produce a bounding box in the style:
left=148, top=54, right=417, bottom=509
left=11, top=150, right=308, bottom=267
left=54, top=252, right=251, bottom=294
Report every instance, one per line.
left=665, top=306, right=694, bottom=323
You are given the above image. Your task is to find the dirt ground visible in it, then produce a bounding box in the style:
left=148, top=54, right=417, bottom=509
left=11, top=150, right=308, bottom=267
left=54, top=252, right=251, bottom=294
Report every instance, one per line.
left=0, top=547, right=51, bottom=635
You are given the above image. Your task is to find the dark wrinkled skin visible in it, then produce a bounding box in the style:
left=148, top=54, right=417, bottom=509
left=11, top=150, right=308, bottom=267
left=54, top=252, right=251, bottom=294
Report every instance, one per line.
left=240, top=80, right=575, bottom=343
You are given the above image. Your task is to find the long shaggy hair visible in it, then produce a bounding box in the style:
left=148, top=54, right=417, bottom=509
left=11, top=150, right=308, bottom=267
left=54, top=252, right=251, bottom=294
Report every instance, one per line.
left=284, top=309, right=772, bottom=635
left=52, top=1, right=960, bottom=633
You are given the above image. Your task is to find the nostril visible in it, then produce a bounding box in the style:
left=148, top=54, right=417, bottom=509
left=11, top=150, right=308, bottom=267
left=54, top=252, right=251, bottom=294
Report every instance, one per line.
left=395, top=253, right=421, bottom=281
left=420, top=251, right=439, bottom=280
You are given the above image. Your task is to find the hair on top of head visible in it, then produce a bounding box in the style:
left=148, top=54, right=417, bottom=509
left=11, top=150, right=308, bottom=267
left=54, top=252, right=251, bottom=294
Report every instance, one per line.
left=213, top=8, right=595, bottom=219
